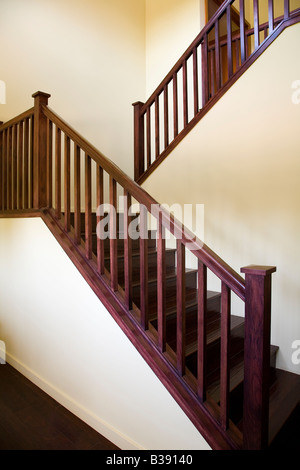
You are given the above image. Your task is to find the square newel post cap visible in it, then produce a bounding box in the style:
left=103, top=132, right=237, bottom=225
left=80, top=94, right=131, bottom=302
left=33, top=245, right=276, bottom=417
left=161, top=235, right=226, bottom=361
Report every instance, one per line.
left=241, top=265, right=277, bottom=276
left=32, top=91, right=51, bottom=99
left=32, top=91, right=51, bottom=105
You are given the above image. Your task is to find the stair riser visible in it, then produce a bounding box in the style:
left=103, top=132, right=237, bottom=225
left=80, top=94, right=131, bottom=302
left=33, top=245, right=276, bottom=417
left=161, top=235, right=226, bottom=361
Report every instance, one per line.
left=104, top=249, right=176, bottom=284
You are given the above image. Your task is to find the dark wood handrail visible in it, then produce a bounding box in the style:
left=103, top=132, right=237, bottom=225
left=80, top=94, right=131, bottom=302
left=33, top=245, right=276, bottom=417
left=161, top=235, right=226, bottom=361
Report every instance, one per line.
left=0, top=107, right=34, bottom=131
left=43, top=105, right=245, bottom=300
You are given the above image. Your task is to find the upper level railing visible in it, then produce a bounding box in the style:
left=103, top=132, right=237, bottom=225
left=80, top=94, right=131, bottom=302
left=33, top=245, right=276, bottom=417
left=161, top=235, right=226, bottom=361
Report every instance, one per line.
left=0, top=92, right=277, bottom=448
left=133, top=0, right=300, bottom=183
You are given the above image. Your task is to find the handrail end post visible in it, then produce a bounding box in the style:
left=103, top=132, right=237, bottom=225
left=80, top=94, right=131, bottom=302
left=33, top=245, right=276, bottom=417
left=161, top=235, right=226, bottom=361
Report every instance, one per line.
left=132, top=101, right=145, bottom=182
left=240, top=264, right=276, bottom=450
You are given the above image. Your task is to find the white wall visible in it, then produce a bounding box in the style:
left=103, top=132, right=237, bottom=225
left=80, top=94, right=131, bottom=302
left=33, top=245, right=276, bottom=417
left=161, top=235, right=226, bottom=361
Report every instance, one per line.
left=0, top=217, right=210, bottom=450
left=142, top=23, right=300, bottom=375
left=145, top=0, right=202, bottom=95
left=0, top=0, right=145, bottom=177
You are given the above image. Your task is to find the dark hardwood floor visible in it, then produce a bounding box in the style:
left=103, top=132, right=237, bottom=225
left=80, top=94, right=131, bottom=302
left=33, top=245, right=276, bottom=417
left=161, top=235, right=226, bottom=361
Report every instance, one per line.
left=0, top=363, right=120, bottom=450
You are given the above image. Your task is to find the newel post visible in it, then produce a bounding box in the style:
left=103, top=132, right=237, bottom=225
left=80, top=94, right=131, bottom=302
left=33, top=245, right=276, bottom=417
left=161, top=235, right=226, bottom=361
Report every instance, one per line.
left=32, top=91, right=51, bottom=209
left=240, top=265, right=277, bottom=450
left=132, top=101, right=144, bottom=182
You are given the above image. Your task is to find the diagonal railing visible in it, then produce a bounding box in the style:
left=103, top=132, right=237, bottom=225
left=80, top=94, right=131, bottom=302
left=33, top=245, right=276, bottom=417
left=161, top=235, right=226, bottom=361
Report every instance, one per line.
left=133, top=0, right=300, bottom=183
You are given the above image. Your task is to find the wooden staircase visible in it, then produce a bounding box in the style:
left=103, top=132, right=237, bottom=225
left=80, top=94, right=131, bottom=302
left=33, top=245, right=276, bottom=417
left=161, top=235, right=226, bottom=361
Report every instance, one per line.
left=0, top=81, right=299, bottom=449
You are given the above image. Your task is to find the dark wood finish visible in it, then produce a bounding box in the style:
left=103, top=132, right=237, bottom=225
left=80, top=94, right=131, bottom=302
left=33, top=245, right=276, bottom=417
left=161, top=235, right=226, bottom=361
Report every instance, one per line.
left=240, top=0, right=246, bottom=64
left=133, top=101, right=145, bottom=181
left=96, top=165, right=104, bottom=275
left=173, top=73, right=178, bottom=138
left=157, top=213, right=166, bottom=352
left=202, top=34, right=209, bottom=107
left=197, top=261, right=207, bottom=401
left=253, top=0, right=260, bottom=49
left=241, top=265, right=276, bottom=450
left=226, top=5, right=233, bottom=79
left=176, top=240, right=186, bottom=376
left=139, top=204, right=149, bottom=330
left=220, top=282, right=231, bottom=430
left=74, top=144, right=81, bottom=245
left=64, top=135, right=71, bottom=232
left=124, top=189, right=133, bottom=310
left=85, top=153, right=92, bottom=260
left=109, top=176, right=118, bottom=291
left=193, top=47, right=199, bottom=114
left=55, top=126, right=61, bottom=219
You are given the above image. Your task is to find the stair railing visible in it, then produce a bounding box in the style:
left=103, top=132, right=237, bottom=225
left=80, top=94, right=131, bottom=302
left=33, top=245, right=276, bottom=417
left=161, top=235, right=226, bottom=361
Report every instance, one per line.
left=133, top=0, right=300, bottom=183
left=0, top=92, right=277, bottom=449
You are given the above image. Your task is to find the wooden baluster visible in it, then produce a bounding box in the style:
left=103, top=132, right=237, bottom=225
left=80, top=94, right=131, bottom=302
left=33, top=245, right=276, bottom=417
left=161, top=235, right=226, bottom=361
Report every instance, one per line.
left=240, top=0, right=246, bottom=64
left=146, top=106, right=151, bottom=169
left=284, top=0, right=290, bottom=19
left=164, top=84, right=169, bottom=149
left=133, top=101, right=145, bottom=182
left=46, top=119, right=53, bottom=209
left=268, top=0, right=274, bottom=34
left=32, top=91, right=51, bottom=209
left=18, top=121, right=23, bottom=209
left=124, top=189, right=132, bottom=310
left=109, top=176, right=118, bottom=291
left=64, top=134, right=71, bottom=232
left=12, top=124, right=17, bottom=209
left=220, top=282, right=231, bottom=430
left=55, top=126, right=61, bottom=219
left=241, top=265, right=276, bottom=449
left=253, top=0, right=260, bottom=50
left=215, top=21, right=221, bottom=92
left=140, top=204, right=148, bottom=330
left=183, top=60, right=188, bottom=127
left=96, top=165, right=104, bottom=275
left=155, top=95, right=160, bottom=159
left=157, top=212, right=166, bottom=352
left=177, top=240, right=186, bottom=376
left=7, top=127, right=12, bottom=210
left=173, top=73, right=178, bottom=138
left=227, top=5, right=233, bottom=79
left=29, top=116, right=34, bottom=208
left=209, top=49, right=215, bottom=98
left=202, top=34, right=209, bottom=106
left=2, top=129, right=7, bottom=210
left=3, top=129, right=7, bottom=210
left=0, top=130, right=2, bottom=210
left=24, top=118, right=30, bottom=209
left=85, top=153, right=92, bottom=259
left=235, top=39, right=240, bottom=71
left=193, top=47, right=199, bottom=115
left=197, top=260, right=207, bottom=401
left=74, top=144, right=81, bottom=245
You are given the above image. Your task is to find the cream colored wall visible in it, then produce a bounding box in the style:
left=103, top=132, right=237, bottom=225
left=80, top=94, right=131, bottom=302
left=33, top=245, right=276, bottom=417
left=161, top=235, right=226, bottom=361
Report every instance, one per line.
left=0, top=0, right=145, bottom=177
left=145, top=0, right=202, bottom=96
left=0, top=217, right=211, bottom=450
left=142, top=24, right=300, bottom=375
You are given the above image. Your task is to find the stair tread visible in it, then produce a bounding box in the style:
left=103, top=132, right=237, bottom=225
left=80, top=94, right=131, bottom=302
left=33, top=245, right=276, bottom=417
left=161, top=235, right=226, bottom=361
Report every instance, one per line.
left=268, top=368, right=300, bottom=445
left=206, top=344, right=279, bottom=403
